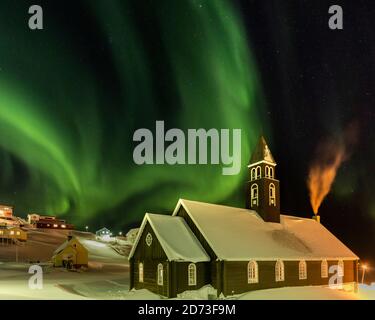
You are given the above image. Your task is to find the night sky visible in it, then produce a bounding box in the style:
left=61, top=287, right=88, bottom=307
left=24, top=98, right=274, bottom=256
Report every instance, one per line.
left=0, top=1, right=373, bottom=280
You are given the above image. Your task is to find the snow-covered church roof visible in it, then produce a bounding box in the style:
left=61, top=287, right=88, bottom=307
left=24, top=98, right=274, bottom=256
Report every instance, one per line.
left=171, top=199, right=358, bottom=261
left=129, top=213, right=210, bottom=263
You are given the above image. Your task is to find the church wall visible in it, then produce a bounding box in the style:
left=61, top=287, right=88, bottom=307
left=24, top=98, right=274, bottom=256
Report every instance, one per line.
left=222, top=260, right=357, bottom=296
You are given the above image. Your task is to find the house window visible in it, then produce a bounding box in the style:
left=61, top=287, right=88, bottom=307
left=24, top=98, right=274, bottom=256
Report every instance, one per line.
left=275, top=260, right=285, bottom=282
left=321, top=260, right=328, bottom=278
left=338, top=260, right=344, bottom=277
left=269, top=183, right=276, bottom=206
left=251, top=184, right=259, bottom=207
left=299, top=260, right=307, bottom=280
left=188, top=263, right=197, bottom=286
left=139, top=263, right=144, bottom=283
left=256, top=166, right=261, bottom=179
left=157, top=263, right=164, bottom=286
left=247, top=260, right=259, bottom=284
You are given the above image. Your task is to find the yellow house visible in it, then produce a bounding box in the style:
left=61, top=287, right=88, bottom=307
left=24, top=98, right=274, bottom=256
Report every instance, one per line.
left=52, top=236, right=88, bottom=269
left=0, top=226, right=27, bottom=243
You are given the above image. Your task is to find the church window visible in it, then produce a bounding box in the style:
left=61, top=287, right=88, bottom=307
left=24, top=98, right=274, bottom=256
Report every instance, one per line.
left=251, top=167, right=256, bottom=181
left=275, top=260, right=285, bottom=282
left=321, top=260, right=328, bottom=278
left=188, top=263, right=197, bottom=286
left=146, top=233, right=153, bottom=246
left=256, top=166, right=261, bottom=179
left=269, top=166, right=274, bottom=178
left=269, top=183, right=276, bottom=206
left=338, top=260, right=344, bottom=277
left=157, top=263, right=164, bottom=286
left=139, top=262, right=144, bottom=283
left=248, top=260, right=259, bottom=284
left=299, top=260, right=307, bottom=280
left=251, top=184, right=259, bottom=207
left=265, top=166, right=270, bottom=178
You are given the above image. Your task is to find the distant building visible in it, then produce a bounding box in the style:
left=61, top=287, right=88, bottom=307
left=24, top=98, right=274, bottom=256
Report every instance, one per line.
left=52, top=236, right=88, bottom=269
left=0, top=226, right=27, bottom=244
left=0, top=205, right=22, bottom=227
left=96, top=227, right=112, bottom=241
left=27, top=214, right=74, bottom=230
left=126, top=228, right=139, bottom=244
left=0, top=205, right=13, bottom=218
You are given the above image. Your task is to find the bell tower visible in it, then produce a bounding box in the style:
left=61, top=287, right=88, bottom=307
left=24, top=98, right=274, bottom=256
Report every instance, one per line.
left=246, top=136, right=280, bottom=223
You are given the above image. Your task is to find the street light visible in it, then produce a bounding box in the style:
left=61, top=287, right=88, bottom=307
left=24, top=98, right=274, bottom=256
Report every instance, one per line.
left=119, top=231, right=123, bottom=236
left=85, top=226, right=89, bottom=232
left=362, top=264, right=368, bottom=284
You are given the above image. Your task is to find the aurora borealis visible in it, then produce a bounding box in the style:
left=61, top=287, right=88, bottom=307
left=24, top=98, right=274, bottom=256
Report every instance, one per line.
left=0, top=1, right=374, bottom=278
left=0, top=1, right=266, bottom=227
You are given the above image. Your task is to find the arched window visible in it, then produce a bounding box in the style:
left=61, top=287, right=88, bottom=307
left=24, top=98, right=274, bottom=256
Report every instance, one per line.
left=338, top=260, right=344, bottom=277
left=269, top=166, right=274, bottom=179
left=157, top=263, right=164, bottom=286
left=139, top=262, right=144, bottom=283
left=251, top=168, right=256, bottom=181
left=321, top=260, right=328, bottom=278
left=269, top=183, right=276, bottom=206
left=275, top=260, right=285, bottom=282
left=265, top=166, right=270, bottom=178
left=188, top=263, right=197, bottom=286
left=251, top=184, right=259, bottom=207
left=299, top=260, right=307, bottom=280
left=247, top=260, right=259, bottom=284
left=256, top=166, right=261, bottom=179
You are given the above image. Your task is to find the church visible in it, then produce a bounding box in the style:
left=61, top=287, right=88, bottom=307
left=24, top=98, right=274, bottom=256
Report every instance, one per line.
left=128, top=137, right=359, bottom=298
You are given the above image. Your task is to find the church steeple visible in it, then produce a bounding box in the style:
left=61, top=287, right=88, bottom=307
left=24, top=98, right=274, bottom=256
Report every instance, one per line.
left=249, top=136, right=276, bottom=165
left=246, top=136, right=280, bottom=223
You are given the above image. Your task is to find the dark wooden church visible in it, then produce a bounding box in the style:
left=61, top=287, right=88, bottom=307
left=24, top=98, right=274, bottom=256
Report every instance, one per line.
left=129, top=137, right=359, bottom=298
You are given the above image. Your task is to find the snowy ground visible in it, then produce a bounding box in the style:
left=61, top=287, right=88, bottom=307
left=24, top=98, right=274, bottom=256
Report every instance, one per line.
left=0, top=229, right=130, bottom=300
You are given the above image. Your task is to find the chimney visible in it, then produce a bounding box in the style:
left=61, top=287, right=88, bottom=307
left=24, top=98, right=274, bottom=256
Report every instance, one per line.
left=312, top=215, right=321, bottom=223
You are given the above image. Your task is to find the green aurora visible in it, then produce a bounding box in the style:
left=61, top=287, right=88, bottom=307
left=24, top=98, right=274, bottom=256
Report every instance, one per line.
left=0, top=1, right=268, bottom=228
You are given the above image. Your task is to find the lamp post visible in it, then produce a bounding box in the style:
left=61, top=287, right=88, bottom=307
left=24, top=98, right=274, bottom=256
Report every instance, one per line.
left=361, top=264, right=368, bottom=284
left=85, top=226, right=89, bottom=232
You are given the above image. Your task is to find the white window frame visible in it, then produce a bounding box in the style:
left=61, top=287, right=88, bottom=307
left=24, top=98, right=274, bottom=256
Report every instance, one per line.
left=251, top=168, right=256, bottom=181
left=145, top=233, right=153, bottom=246
left=299, top=260, right=307, bottom=280
left=269, top=183, right=276, bottom=206
left=321, top=260, right=328, bottom=278
left=256, top=166, right=261, bottom=179
left=139, top=262, right=144, bottom=283
left=188, top=263, right=197, bottom=286
left=275, top=260, right=285, bottom=282
left=157, top=263, right=164, bottom=286
left=251, top=184, right=259, bottom=207
left=269, top=166, right=274, bottom=179
left=338, top=260, right=344, bottom=277
left=247, top=260, right=259, bottom=284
